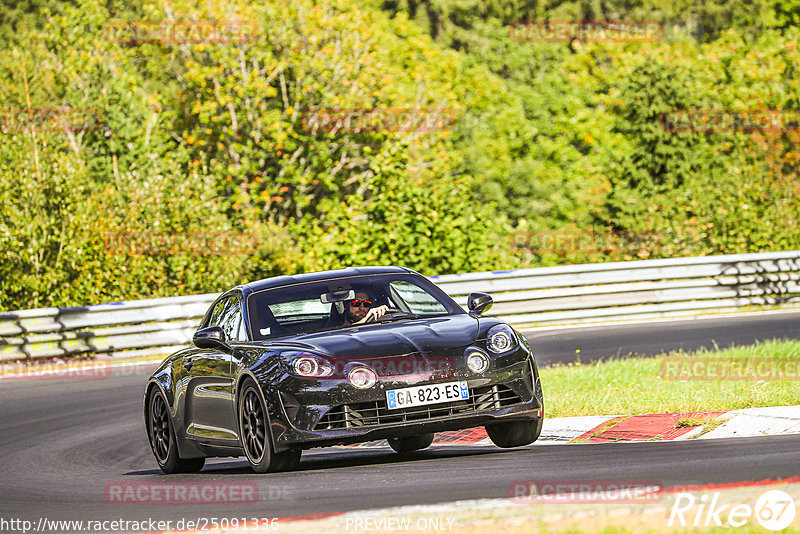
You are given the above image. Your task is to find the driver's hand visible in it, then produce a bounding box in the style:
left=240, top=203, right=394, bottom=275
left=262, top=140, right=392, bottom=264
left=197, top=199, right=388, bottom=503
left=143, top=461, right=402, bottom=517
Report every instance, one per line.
left=356, top=305, right=390, bottom=324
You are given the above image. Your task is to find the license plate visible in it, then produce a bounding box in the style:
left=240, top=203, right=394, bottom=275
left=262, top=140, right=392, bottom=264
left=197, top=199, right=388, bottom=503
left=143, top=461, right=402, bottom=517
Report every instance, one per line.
left=386, top=381, right=469, bottom=410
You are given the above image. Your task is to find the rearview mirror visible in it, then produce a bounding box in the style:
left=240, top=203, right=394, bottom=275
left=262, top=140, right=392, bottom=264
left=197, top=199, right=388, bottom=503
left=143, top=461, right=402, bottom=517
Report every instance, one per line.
left=193, top=326, right=232, bottom=352
left=321, top=289, right=355, bottom=303
left=467, top=292, right=493, bottom=315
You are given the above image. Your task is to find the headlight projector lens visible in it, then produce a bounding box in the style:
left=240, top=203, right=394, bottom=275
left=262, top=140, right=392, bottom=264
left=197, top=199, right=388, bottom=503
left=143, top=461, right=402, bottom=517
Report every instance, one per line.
left=348, top=367, right=377, bottom=389
left=467, top=351, right=489, bottom=373
left=487, top=324, right=517, bottom=353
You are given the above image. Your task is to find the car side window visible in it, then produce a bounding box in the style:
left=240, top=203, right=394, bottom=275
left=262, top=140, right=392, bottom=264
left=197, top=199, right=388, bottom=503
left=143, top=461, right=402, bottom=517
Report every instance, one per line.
left=218, top=297, right=246, bottom=342
left=236, top=312, right=248, bottom=341
left=389, top=281, right=449, bottom=315
left=207, top=298, right=230, bottom=327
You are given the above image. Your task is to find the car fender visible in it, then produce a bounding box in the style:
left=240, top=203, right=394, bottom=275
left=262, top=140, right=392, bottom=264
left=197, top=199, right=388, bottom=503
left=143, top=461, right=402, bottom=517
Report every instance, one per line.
left=234, top=366, right=292, bottom=453
left=144, top=356, right=208, bottom=459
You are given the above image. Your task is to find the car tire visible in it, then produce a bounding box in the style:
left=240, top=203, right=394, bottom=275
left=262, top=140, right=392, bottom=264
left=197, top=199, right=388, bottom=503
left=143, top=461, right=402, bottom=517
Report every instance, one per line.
left=388, top=433, right=435, bottom=453
left=147, top=389, right=205, bottom=474
left=239, top=380, right=298, bottom=473
left=485, top=419, right=542, bottom=448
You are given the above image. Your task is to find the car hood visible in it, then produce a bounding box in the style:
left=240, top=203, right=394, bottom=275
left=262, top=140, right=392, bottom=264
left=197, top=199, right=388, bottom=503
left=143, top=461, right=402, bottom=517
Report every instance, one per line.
left=256, top=314, right=478, bottom=359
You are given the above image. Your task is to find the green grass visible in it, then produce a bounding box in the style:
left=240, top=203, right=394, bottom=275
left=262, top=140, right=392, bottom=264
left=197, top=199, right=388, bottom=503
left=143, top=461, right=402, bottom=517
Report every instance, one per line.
left=674, top=417, right=704, bottom=428
left=540, top=338, right=800, bottom=417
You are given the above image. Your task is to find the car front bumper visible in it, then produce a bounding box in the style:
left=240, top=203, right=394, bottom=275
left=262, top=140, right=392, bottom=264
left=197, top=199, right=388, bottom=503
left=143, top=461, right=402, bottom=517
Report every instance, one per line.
left=267, top=354, right=543, bottom=450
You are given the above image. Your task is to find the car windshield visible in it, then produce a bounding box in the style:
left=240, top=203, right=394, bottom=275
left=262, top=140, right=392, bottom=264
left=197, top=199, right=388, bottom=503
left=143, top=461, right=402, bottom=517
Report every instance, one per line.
left=246, top=273, right=462, bottom=340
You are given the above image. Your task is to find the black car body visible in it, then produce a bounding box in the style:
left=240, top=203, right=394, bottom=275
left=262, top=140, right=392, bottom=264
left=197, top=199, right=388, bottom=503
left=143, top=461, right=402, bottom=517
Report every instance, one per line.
left=144, top=266, right=544, bottom=473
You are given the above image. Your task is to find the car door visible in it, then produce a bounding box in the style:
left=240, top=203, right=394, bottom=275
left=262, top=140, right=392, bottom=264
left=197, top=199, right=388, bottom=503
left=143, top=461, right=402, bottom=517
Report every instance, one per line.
left=184, top=294, right=242, bottom=443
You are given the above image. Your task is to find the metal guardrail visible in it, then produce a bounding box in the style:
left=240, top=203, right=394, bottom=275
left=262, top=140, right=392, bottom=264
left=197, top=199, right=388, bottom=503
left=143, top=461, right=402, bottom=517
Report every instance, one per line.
left=2, top=251, right=800, bottom=362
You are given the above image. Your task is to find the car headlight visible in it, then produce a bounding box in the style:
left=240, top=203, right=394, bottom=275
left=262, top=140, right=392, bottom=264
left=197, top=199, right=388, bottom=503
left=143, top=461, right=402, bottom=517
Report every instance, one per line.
left=466, top=351, right=489, bottom=374
left=280, top=351, right=334, bottom=377
left=348, top=366, right=377, bottom=389
left=487, top=324, right=517, bottom=353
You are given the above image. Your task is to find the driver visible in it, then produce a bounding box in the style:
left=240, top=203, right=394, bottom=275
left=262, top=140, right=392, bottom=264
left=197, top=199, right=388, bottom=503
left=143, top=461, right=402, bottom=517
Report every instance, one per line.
left=343, top=291, right=390, bottom=325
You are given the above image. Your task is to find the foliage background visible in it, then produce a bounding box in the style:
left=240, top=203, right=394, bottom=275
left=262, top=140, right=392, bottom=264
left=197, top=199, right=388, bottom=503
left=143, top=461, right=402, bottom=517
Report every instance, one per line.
left=0, top=0, right=798, bottom=310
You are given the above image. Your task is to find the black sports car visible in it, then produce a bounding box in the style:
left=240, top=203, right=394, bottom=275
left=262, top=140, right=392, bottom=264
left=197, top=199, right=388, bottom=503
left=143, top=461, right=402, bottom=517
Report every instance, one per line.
left=144, top=267, right=544, bottom=474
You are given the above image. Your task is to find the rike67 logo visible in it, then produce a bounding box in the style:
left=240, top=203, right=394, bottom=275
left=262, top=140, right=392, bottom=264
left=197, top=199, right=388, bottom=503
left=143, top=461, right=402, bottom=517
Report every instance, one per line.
left=669, top=489, right=796, bottom=530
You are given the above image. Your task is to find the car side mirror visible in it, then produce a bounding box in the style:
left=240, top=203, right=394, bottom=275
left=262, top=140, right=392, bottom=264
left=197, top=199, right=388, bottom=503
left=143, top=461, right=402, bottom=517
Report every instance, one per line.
left=193, top=326, right=232, bottom=352
left=467, top=292, right=493, bottom=315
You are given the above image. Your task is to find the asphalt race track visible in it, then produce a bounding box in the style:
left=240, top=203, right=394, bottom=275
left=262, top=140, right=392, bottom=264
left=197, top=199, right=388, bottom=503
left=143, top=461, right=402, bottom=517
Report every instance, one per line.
left=1, top=312, right=799, bottom=531
left=527, top=310, right=800, bottom=365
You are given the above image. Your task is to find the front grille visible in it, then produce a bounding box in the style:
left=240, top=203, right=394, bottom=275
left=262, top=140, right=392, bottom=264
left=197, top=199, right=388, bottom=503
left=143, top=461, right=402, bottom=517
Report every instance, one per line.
left=314, top=385, right=523, bottom=431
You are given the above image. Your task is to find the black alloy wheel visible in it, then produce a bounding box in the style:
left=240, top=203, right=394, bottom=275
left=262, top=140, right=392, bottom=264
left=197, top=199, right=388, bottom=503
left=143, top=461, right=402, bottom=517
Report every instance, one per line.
left=147, top=389, right=205, bottom=474
left=241, top=386, right=268, bottom=463
left=239, top=381, right=302, bottom=473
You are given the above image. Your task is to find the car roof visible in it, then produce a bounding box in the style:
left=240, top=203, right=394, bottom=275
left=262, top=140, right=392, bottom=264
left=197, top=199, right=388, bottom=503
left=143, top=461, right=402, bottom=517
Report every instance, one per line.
left=240, top=266, right=415, bottom=293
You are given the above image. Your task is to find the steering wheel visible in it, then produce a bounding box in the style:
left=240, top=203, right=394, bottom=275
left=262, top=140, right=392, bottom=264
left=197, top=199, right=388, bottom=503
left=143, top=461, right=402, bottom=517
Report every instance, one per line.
left=362, top=306, right=400, bottom=323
